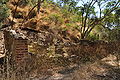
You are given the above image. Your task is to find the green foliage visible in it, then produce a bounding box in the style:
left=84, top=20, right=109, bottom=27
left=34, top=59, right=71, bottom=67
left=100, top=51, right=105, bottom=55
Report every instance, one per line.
left=27, top=0, right=38, bottom=6
left=62, top=27, right=68, bottom=31
left=0, top=0, right=9, bottom=28
left=87, top=32, right=99, bottom=41
left=106, top=1, right=117, bottom=8
left=70, top=14, right=81, bottom=22
left=42, top=0, right=49, bottom=8
left=0, top=0, right=9, bottom=3
left=46, top=13, right=64, bottom=25
left=103, top=8, right=120, bottom=29
left=0, top=1, right=9, bottom=21
left=0, top=23, right=3, bottom=28
left=73, top=0, right=120, bottom=39
left=108, top=29, right=120, bottom=41
left=65, top=23, right=72, bottom=27
left=2, top=0, right=120, bottom=41
left=61, top=9, right=71, bottom=18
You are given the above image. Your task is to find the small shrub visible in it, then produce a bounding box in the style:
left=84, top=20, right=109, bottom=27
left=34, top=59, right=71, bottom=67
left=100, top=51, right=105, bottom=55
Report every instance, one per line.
left=87, top=33, right=99, bottom=41
left=61, top=9, right=71, bottom=18
left=0, top=3, right=9, bottom=22
left=44, top=13, right=64, bottom=26
left=65, top=23, right=72, bottom=27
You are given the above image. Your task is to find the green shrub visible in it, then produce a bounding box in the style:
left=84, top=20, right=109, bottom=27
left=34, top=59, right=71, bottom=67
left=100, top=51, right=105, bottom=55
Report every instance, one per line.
left=65, top=23, right=72, bottom=27
left=70, top=14, right=81, bottom=23
left=0, top=2, right=9, bottom=21
left=0, top=0, right=9, bottom=28
left=87, top=33, right=99, bottom=40
left=47, top=13, right=64, bottom=25
left=61, top=9, right=71, bottom=18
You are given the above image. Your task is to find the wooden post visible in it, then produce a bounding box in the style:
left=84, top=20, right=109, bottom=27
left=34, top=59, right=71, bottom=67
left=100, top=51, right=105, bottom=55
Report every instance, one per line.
left=6, top=52, right=9, bottom=80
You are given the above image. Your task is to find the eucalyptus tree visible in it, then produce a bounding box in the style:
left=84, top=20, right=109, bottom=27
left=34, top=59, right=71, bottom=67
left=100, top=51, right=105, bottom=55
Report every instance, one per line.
left=75, top=0, right=120, bottom=39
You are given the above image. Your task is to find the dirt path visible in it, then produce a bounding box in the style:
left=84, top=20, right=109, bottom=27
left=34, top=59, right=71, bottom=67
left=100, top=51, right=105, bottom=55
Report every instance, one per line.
left=28, top=54, right=120, bottom=80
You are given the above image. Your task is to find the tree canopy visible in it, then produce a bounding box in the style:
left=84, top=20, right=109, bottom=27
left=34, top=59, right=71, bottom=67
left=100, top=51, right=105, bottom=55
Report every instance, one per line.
left=0, top=0, right=120, bottom=40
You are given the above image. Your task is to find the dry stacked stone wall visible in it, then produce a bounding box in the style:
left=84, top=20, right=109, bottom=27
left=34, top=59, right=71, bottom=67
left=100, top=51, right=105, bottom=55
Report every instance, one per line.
left=4, top=30, right=29, bottom=65
left=2, top=30, right=120, bottom=65
left=63, top=40, right=120, bottom=62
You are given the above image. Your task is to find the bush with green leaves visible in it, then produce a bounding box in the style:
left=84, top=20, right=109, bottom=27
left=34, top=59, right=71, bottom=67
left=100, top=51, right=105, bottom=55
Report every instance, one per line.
left=61, top=9, right=71, bottom=19
left=87, top=32, right=99, bottom=41
left=47, top=13, right=64, bottom=26
left=108, top=29, right=120, bottom=41
left=0, top=0, right=9, bottom=27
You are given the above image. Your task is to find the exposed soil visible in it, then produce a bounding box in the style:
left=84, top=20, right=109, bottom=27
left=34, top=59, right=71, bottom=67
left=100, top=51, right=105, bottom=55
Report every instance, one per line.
left=27, top=54, right=120, bottom=80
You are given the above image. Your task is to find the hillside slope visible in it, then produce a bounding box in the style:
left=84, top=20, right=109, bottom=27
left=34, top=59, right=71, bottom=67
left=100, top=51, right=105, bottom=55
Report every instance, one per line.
left=4, top=0, right=81, bottom=41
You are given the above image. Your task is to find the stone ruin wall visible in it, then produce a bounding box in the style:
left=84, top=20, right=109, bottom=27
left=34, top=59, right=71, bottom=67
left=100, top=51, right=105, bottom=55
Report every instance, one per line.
left=0, top=30, right=120, bottom=65
left=4, top=30, right=29, bottom=65
left=64, top=40, right=120, bottom=62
